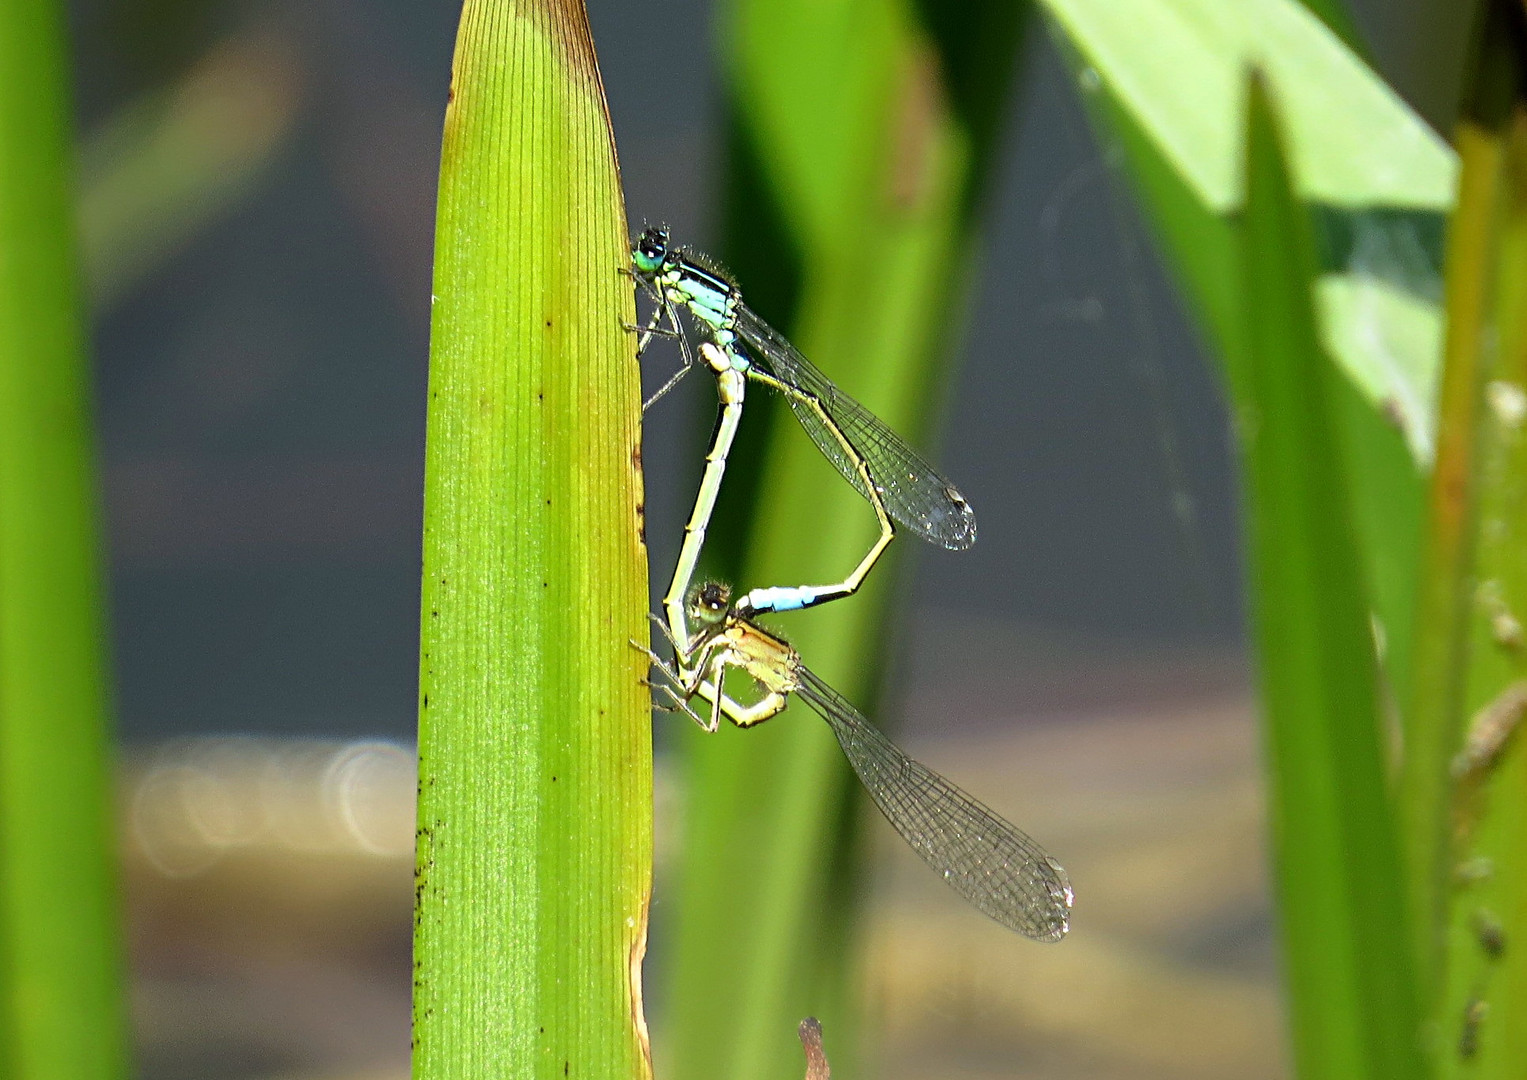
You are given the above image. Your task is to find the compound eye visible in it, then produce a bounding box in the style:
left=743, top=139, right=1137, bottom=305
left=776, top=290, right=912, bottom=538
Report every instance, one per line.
left=631, top=228, right=666, bottom=273
left=641, top=227, right=668, bottom=259
left=701, top=581, right=730, bottom=610
left=687, top=580, right=732, bottom=619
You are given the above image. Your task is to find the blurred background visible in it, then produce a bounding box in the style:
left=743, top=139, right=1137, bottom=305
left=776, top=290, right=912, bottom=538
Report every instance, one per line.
left=71, top=0, right=1466, bottom=1077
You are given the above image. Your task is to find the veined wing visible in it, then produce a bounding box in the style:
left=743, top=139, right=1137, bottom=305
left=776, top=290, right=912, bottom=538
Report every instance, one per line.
left=730, top=304, right=976, bottom=550
left=795, top=666, right=1072, bottom=941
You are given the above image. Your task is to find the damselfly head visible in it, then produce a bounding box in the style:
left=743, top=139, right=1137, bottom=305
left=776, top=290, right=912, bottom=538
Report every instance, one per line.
left=686, top=580, right=731, bottom=627
left=632, top=226, right=670, bottom=274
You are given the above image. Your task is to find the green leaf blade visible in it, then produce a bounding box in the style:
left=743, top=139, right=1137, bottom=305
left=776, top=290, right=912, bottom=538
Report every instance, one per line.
left=1047, top=0, right=1454, bottom=213
left=413, top=2, right=650, bottom=1077
left=1239, top=72, right=1422, bottom=1080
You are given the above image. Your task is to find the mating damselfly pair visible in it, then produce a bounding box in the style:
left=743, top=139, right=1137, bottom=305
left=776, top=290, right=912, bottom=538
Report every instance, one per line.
left=631, top=225, right=1072, bottom=942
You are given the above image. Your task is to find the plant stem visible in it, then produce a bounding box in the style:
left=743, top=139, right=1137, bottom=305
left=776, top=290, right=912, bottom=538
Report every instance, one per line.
left=0, top=3, right=127, bottom=1078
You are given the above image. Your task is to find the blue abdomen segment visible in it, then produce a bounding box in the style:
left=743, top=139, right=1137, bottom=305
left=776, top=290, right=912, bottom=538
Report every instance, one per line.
left=740, top=586, right=814, bottom=614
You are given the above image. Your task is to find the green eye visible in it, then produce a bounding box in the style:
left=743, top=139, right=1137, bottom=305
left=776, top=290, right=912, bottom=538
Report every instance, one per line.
left=632, top=227, right=669, bottom=275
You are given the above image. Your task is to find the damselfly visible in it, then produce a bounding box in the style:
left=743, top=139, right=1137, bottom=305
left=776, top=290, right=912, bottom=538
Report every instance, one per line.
left=632, top=227, right=976, bottom=672
left=642, top=580, right=1073, bottom=942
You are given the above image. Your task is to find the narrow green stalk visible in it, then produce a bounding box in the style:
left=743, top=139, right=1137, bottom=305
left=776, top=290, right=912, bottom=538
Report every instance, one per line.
left=1237, top=73, right=1421, bottom=1080
left=413, top=2, right=650, bottom=1078
left=1402, top=102, right=1504, bottom=1007
left=1433, top=105, right=1527, bottom=1073
left=1423, top=5, right=1527, bottom=1073
left=0, top=3, right=127, bottom=1079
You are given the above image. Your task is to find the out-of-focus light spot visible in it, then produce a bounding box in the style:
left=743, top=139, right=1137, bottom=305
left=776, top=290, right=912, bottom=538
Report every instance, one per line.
left=260, top=741, right=345, bottom=851
left=325, top=741, right=417, bottom=856
left=125, top=736, right=418, bottom=878
left=132, top=764, right=225, bottom=878
left=180, top=736, right=269, bottom=845
left=1488, top=380, right=1527, bottom=429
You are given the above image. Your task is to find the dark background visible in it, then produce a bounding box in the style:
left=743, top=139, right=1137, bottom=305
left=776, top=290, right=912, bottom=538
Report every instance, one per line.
left=69, top=0, right=1468, bottom=740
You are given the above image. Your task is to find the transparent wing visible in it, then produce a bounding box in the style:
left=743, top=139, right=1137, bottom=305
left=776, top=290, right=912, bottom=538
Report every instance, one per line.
left=731, top=304, right=976, bottom=550
left=796, top=666, right=1072, bottom=941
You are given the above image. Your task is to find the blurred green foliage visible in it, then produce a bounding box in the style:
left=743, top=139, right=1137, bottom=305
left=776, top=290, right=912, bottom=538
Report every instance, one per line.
left=665, top=2, right=1030, bottom=1078
left=0, top=3, right=127, bottom=1080
left=1237, top=73, right=1420, bottom=1080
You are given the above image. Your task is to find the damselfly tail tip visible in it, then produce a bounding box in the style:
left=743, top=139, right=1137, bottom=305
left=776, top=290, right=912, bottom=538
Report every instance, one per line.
left=798, top=1017, right=830, bottom=1080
